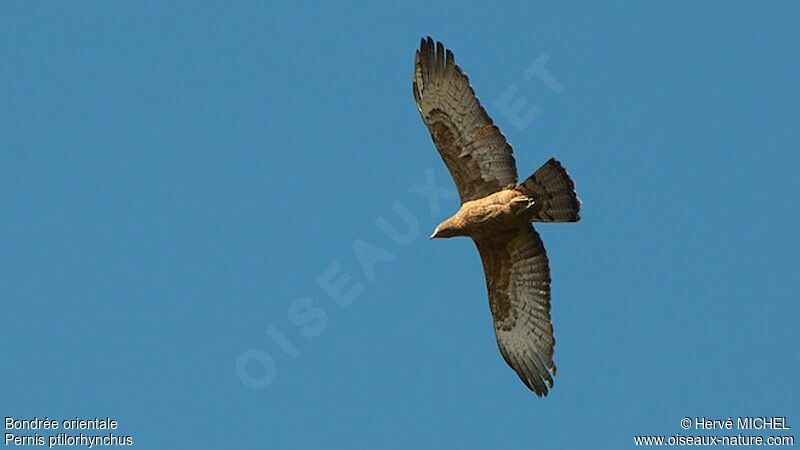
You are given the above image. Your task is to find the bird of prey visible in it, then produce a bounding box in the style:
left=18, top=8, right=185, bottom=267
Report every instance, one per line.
left=413, top=37, right=581, bottom=396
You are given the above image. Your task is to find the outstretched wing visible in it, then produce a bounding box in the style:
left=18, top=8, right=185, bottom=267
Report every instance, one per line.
left=474, top=225, right=556, bottom=396
left=413, top=37, right=518, bottom=203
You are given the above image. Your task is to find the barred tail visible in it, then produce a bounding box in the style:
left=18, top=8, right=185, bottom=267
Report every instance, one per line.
left=518, top=158, right=581, bottom=222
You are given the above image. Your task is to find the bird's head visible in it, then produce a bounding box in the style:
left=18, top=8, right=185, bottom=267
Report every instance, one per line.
left=430, top=217, right=462, bottom=239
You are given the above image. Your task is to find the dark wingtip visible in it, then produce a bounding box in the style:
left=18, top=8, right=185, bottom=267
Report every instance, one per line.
left=419, top=36, right=436, bottom=55
left=527, top=380, right=548, bottom=398
left=426, top=36, right=436, bottom=54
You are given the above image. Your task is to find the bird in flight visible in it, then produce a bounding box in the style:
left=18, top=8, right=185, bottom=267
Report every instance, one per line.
left=413, top=37, right=581, bottom=396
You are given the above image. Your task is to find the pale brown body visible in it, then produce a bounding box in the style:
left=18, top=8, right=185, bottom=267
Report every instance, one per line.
left=431, top=189, right=535, bottom=239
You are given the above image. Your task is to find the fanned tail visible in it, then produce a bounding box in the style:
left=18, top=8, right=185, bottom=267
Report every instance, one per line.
left=518, top=158, right=581, bottom=222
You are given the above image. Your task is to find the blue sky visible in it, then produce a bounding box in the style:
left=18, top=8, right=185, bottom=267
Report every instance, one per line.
left=1, top=2, right=798, bottom=448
